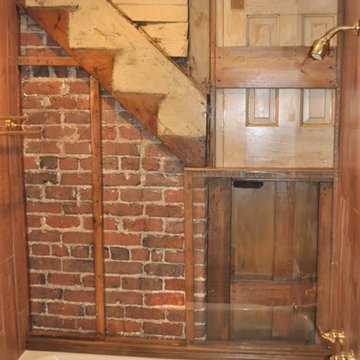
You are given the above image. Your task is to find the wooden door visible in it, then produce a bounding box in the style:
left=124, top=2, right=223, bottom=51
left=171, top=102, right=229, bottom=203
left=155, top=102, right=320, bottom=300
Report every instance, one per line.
left=332, top=0, right=360, bottom=356
left=215, top=0, right=337, bottom=168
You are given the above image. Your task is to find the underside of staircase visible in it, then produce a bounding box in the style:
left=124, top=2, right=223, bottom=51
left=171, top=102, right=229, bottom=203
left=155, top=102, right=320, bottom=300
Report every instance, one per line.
left=18, top=0, right=207, bottom=167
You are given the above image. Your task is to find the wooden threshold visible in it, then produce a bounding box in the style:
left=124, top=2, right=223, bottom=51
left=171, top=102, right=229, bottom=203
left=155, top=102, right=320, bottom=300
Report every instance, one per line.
left=216, top=46, right=337, bottom=89
left=26, top=335, right=330, bottom=360
left=184, top=167, right=336, bottom=182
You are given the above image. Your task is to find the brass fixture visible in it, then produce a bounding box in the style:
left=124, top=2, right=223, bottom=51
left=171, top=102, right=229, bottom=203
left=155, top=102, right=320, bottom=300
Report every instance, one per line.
left=319, top=328, right=346, bottom=346
left=310, top=19, right=360, bottom=60
left=330, top=350, right=356, bottom=360
left=0, top=115, right=42, bottom=136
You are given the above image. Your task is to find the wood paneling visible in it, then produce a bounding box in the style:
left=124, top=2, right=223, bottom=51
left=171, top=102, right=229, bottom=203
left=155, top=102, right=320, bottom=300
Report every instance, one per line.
left=207, top=178, right=232, bottom=340
left=0, top=0, right=29, bottom=358
left=333, top=0, right=360, bottom=355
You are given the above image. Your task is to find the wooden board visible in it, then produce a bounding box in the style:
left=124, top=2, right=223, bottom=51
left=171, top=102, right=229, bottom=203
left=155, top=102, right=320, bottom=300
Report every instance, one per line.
left=216, top=47, right=337, bottom=89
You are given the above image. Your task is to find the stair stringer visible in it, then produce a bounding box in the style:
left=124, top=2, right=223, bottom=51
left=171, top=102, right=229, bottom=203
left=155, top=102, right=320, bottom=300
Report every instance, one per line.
left=18, top=0, right=207, bottom=167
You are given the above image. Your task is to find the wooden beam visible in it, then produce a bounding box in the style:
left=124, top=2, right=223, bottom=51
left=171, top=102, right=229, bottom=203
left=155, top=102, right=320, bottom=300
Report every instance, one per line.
left=216, top=46, right=337, bottom=88
left=90, top=77, right=105, bottom=340
left=18, top=56, right=79, bottom=66
left=184, top=167, right=336, bottom=182
left=184, top=172, right=194, bottom=342
left=231, top=281, right=316, bottom=307
left=207, top=178, right=232, bottom=340
left=26, top=334, right=331, bottom=360
left=316, top=183, right=333, bottom=330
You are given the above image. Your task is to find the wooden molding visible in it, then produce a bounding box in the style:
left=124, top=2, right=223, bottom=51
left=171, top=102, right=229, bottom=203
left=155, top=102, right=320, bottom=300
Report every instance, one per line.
left=216, top=46, right=337, bottom=88
left=26, top=335, right=331, bottom=359
left=18, top=56, right=79, bottom=66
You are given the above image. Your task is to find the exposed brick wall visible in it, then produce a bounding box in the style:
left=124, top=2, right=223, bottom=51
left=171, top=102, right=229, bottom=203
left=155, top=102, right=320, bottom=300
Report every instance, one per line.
left=21, top=13, right=207, bottom=339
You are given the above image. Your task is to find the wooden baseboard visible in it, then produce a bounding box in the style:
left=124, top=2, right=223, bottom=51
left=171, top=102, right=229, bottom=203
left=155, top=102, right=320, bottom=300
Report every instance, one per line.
left=27, top=334, right=330, bottom=360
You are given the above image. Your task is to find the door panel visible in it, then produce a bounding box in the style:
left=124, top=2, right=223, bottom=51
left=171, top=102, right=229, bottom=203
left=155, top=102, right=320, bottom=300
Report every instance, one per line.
left=215, top=0, right=337, bottom=168
left=230, top=181, right=320, bottom=343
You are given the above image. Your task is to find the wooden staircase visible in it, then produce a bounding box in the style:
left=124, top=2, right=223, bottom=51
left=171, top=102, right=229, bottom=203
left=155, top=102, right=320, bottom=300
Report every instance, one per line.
left=18, top=0, right=207, bottom=167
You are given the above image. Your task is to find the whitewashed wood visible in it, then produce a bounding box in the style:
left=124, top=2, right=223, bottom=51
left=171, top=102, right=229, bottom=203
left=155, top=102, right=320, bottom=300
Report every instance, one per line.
left=302, top=89, right=335, bottom=126
left=114, top=3, right=188, bottom=22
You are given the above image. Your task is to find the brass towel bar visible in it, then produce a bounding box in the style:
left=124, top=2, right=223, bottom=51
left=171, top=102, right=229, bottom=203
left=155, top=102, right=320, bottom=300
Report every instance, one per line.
left=0, top=115, right=42, bottom=136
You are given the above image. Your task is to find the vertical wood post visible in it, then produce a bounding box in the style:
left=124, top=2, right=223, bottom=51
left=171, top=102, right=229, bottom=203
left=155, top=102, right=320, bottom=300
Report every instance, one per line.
left=184, top=172, right=195, bottom=342
left=90, top=77, right=105, bottom=339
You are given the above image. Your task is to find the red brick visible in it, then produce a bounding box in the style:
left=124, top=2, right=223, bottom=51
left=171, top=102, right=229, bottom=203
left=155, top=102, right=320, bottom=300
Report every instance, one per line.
left=151, top=250, right=163, bottom=262
left=67, top=81, right=89, bottom=94
left=48, top=273, right=81, bottom=286
left=141, top=157, right=160, bottom=171
left=25, top=172, right=58, bottom=185
left=164, top=189, right=184, bottom=203
left=27, top=201, right=62, bottom=214
left=103, top=188, right=119, bottom=201
left=144, top=263, right=184, bottom=277
left=25, top=141, right=61, bottom=154
left=103, top=174, right=140, bottom=186
left=28, top=230, right=61, bottom=242
left=165, top=279, right=185, bottom=291
left=122, top=277, right=162, bottom=291
left=44, top=125, right=76, bottom=140
left=143, top=322, right=183, bottom=337
left=61, top=173, right=92, bottom=185
left=102, top=127, right=117, bottom=140
left=23, top=156, right=38, bottom=170
left=163, top=159, right=183, bottom=173
left=48, top=244, right=68, bottom=256
left=104, top=233, right=141, bottom=246
left=45, top=215, right=80, bottom=228
left=145, top=204, right=184, bottom=218
left=110, top=247, right=129, bottom=260
left=30, top=273, right=46, bottom=285
left=26, top=111, right=61, bottom=125
left=59, top=158, right=78, bottom=170
left=49, top=96, right=77, bottom=109
left=62, top=259, right=93, bottom=273
left=22, top=96, right=43, bottom=109
left=63, top=202, right=92, bottom=215
left=31, top=243, right=50, bottom=256
left=31, top=315, right=96, bottom=331
left=105, top=306, right=124, bottom=318
left=48, top=303, right=84, bottom=316
left=71, top=246, right=90, bottom=258
left=143, top=174, right=183, bottom=187
left=62, top=232, right=93, bottom=244
left=145, top=293, right=185, bottom=307
left=27, top=215, right=42, bottom=227
left=120, top=157, right=140, bottom=170
left=46, top=186, right=77, bottom=200
left=143, top=235, right=183, bottom=249
left=30, top=301, right=46, bottom=314
left=104, top=203, right=143, bottom=217
left=165, top=220, right=184, bottom=234
left=63, top=290, right=95, bottom=303
left=123, top=218, right=163, bottom=232
left=125, top=307, right=165, bottom=320
left=64, top=142, right=91, bottom=155
left=118, top=126, right=141, bottom=140
left=23, top=81, right=63, bottom=95
left=105, top=262, right=142, bottom=275
left=104, top=276, right=121, bottom=289
left=166, top=310, right=185, bottom=322
left=30, top=257, right=61, bottom=270
left=165, top=251, right=185, bottom=264
left=103, top=157, right=119, bottom=171
left=20, top=32, right=44, bottom=46
left=25, top=185, right=43, bottom=199
left=131, top=248, right=149, bottom=261
left=31, top=287, right=62, bottom=300
left=106, top=291, right=143, bottom=305
left=102, top=142, right=139, bottom=156
left=106, top=319, right=141, bottom=335
left=120, top=189, right=162, bottom=202
left=104, top=217, right=118, bottom=230
left=64, top=111, right=89, bottom=124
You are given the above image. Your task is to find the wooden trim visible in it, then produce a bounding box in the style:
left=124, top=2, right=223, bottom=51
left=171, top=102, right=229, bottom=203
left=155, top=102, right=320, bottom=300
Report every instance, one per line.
left=215, top=46, right=337, bottom=88
left=207, top=178, right=232, bottom=340
left=90, top=77, right=105, bottom=339
left=208, top=0, right=216, bottom=167
left=18, top=56, right=79, bottom=66
left=316, top=183, right=333, bottom=331
left=184, top=167, right=336, bottom=181
left=184, top=172, right=194, bottom=342
left=26, top=335, right=331, bottom=360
